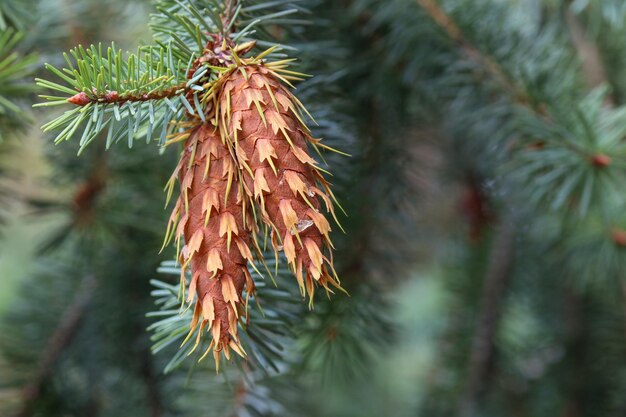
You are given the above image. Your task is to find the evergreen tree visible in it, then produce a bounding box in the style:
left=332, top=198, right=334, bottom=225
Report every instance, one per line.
left=1, top=1, right=625, bottom=417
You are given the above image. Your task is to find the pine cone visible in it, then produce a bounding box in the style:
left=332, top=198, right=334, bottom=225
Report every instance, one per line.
left=218, top=64, right=341, bottom=301
left=165, top=123, right=255, bottom=366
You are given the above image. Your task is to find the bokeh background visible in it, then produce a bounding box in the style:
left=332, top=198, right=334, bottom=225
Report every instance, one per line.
left=1, top=0, right=626, bottom=416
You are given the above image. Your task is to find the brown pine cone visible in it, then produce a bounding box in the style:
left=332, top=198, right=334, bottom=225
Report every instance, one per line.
left=218, top=64, right=341, bottom=302
left=164, top=123, right=255, bottom=367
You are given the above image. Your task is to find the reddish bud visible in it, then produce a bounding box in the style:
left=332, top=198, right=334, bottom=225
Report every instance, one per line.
left=612, top=229, right=626, bottom=247
left=104, top=90, right=119, bottom=101
left=460, top=180, right=491, bottom=243
left=537, top=104, right=548, bottom=116
left=67, top=91, right=91, bottom=106
left=326, top=326, right=338, bottom=341
left=591, top=154, right=611, bottom=167
left=523, top=140, right=546, bottom=151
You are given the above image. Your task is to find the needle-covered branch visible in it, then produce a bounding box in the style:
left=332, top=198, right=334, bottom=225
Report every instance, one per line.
left=34, top=44, right=207, bottom=151
left=0, top=28, right=37, bottom=139
left=416, top=0, right=626, bottom=221
left=33, top=0, right=346, bottom=376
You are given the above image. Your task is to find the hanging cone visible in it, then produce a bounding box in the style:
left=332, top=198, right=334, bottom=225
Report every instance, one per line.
left=218, top=64, right=342, bottom=303
left=163, top=123, right=255, bottom=367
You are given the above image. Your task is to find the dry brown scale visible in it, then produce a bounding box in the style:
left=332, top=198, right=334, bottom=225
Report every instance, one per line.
left=217, top=64, right=342, bottom=302
left=164, top=122, right=256, bottom=366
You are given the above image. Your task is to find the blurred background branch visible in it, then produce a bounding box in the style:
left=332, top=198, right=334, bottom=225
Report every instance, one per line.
left=0, top=1, right=625, bottom=417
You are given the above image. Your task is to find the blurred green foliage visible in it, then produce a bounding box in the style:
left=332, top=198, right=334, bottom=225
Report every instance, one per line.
left=1, top=1, right=626, bottom=417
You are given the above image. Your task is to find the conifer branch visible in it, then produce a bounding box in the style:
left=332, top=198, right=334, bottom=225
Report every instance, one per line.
left=149, top=259, right=302, bottom=375
left=222, top=0, right=238, bottom=32
left=0, top=0, right=33, bottom=31
left=415, top=0, right=531, bottom=106
left=622, top=280, right=626, bottom=338
left=564, top=4, right=614, bottom=105
left=65, top=83, right=187, bottom=107
left=139, top=346, right=164, bottom=417
left=416, top=0, right=626, bottom=220
left=559, top=289, right=586, bottom=417
left=35, top=43, right=200, bottom=150
left=0, top=28, right=37, bottom=140
left=559, top=8, right=626, bottom=302
left=16, top=275, right=98, bottom=417
left=36, top=1, right=309, bottom=152
left=458, top=221, right=515, bottom=417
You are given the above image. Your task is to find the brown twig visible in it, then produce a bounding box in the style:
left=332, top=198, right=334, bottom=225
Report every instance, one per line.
left=558, top=289, right=585, bottom=417
left=621, top=281, right=626, bottom=339
left=415, top=1, right=607, bottom=160
left=16, top=275, right=98, bottom=417
left=457, top=221, right=516, bottom=417
left=222, top=0, right=238, bottom=33
left=139, top=348, right=164, bottom=417
left=414, top=0, right=615, bottom=161
left=415, top=0, right=530, bottom=105
left=67, top=83, right=188, bottom=107
left=563, top=4, right=615, bottom=106
left=414, top=0, right=609, bottom=163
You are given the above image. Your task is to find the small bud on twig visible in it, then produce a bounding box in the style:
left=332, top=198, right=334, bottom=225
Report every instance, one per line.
left=590, top=153, right=611, bottom=168
left=67, top=92, right=91, bottom=106
left=611, top=228, right=626, bottom=247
